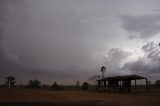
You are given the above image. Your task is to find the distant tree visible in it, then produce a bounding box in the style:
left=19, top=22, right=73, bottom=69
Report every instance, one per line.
left=27, top=79, right=41, bottom=88
left=155, top=80, right=160, bottom=88
left=88, top=75, right=101, bottom=86
left=51, top=82, right=58, bottom=89
left=100, top=66, right=106, bottom=78
left=5, top=76, right=16, bottom=88
left=82, top=82, right=89, bottom=90
left=51, top=82, right=63, bottom=90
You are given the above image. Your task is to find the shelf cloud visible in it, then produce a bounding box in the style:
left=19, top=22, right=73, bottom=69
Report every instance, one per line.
left=0, top=0, right=160, bottom=84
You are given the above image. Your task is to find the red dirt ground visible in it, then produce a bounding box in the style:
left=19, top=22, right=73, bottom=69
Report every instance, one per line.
left=0, top=88, right=160, bottom=106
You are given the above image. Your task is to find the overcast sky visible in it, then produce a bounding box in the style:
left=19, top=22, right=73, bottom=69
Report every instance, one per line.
left=0, top=0, right=160, bottom=85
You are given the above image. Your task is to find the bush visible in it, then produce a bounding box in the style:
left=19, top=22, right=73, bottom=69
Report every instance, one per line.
left=51, top=82, right=63, bottom=90
left=82, top=82, right=89, bottom=90
left=27, top=79, right=41, bottom=88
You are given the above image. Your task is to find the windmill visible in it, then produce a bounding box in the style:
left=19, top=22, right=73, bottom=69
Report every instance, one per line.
left=100, top=66, right=106, bottom=78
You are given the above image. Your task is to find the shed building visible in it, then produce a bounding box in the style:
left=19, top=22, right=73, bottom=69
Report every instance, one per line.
left=97, top=74, right=148, bottom=92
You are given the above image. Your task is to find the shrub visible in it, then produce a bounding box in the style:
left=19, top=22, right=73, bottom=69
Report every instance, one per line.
left=27, top=79, right=41, bottom=88
left=51, top=82, right=63, bottom=90
left=82, top=82, right=89, bottom=90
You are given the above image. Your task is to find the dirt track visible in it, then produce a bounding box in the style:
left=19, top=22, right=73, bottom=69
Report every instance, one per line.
left=0, top=88, right=159, bottom=106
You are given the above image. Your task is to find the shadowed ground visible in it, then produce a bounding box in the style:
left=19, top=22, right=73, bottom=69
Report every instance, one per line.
left=0, top=101, right=104, bottom=106
left=0, top=88, right=159, bottom=106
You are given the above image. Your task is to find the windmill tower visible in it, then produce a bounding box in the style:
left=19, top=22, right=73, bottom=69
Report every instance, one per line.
left=100, top=66, right=106, bottom=78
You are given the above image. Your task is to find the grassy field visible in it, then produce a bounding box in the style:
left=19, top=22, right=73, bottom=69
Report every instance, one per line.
left=0, top=88, right=160, bottom=106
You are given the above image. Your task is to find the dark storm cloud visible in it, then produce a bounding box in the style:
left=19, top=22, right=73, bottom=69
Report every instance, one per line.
left=0, top=0, right=96, bottom=84
left=0, top=1, right=71, bottom=84
left=122, top=59, right=149, bottom=73
left=1, top=0, right=109, bottom=73
left=0, top=0, right=21, bottom=71
left=0, top=0, right=159, bottom=84
left=121, top=14, right=160, bottom=39
left=0, top=0, right=35, bottom=84
left=123, top=42, right=160, bottom=74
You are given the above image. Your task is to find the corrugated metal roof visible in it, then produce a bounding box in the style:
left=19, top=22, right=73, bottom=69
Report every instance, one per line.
left=98, top=74, right=147, bottom=81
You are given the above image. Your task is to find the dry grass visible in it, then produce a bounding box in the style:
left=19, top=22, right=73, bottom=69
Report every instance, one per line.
left=0, top=88, right=160, bottom=106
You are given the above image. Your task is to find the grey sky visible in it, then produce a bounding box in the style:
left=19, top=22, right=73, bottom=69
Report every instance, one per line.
left=0, top=0, right=160, bottom=84
left=121, top=14, right=160, bottom=39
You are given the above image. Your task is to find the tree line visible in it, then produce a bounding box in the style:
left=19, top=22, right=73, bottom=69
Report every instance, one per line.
left=1, top=75, right=160, bottom=90
left=1, top=76, right=90, bottom=91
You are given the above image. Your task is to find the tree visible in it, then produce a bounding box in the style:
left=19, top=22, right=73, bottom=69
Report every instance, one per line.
left=51, top=82, right=58, bottom=89
left=88, top=75, right=101, bottom=86
left=82, top=82, right=89, bottom=90
left=27, top=79, right=41, bottom=88
left=51, top=82, right=63, bottom=90
left=100, top=66, right=106, bottom=78
left=5, top=76, right=16, bottom=88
